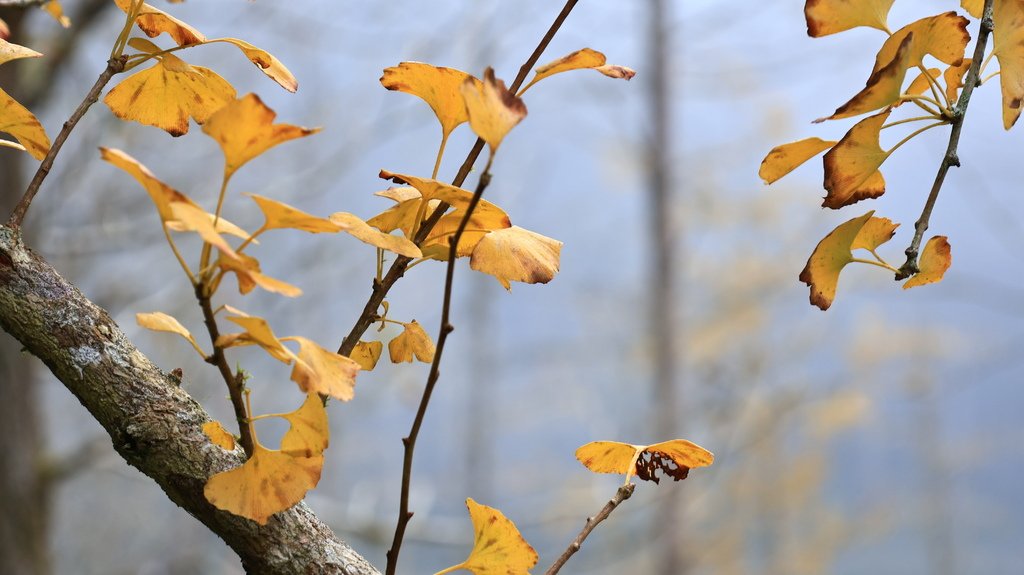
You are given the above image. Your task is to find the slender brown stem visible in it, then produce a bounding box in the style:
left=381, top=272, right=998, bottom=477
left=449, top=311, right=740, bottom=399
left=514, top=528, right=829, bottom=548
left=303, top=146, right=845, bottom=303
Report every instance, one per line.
left=8, top=56, right=125, bottom=228
left=544, top=484, right=637, bottom=575
left=196, top=284, right=254, bottom=456
left=896, top=0, right=993, bottom=279
left=385, top=163, right=493, bottom=575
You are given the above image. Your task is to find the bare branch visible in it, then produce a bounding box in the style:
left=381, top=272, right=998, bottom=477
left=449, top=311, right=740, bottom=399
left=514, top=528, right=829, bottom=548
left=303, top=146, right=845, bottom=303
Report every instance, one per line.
left=545, top=484, right=637, bottom=575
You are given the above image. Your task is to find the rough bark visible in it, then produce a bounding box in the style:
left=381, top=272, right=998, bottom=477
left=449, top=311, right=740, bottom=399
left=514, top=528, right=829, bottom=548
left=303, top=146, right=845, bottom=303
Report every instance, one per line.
left=0, top=225, right=381, bottom=575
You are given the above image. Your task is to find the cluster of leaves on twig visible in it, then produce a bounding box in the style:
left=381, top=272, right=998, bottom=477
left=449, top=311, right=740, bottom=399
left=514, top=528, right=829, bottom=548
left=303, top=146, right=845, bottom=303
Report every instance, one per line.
left=1, top=1, right=717, bottom=573
left=760, top=0, right=1020, bottom=310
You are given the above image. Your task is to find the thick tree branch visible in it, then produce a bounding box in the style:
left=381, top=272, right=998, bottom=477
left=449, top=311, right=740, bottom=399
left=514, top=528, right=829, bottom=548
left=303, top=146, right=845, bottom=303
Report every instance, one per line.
left=0, top=226, right=380, bottom=575
left=544, top=483, right=636, bottom=575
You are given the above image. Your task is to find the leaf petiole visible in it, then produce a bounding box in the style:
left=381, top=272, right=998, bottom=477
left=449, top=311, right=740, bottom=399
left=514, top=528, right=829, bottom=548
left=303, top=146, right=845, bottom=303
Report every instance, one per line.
left=850, top=257, right=899, bottom=273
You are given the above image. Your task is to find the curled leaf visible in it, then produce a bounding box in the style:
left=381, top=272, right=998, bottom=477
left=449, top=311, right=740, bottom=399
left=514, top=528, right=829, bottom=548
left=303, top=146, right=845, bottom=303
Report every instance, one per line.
left=822, top=110, right=891, bottom=209
left=204, top=95, right=319, bottom=179
left=759, top=137, right=836, bottom=184
left=207, top=38, right=298, bottom=92
left=871, top=13, right=970, bottom=75
left=167, top=202, right=239, bottom=260
left=992, top=0, right=1024, bottom=129
left=903, top=236, right=951, bottom=289
left=136, top=311, right=204, bottom=353
left=460, top=67, right=527, bottom=152
left=799, top=211, right=875, bottom=311
left=41, top=1, right=70, bottom=28
left=520, top=48, right=635, bottom=93
left=219, top=313, right=293, bottom=363
left=215, top=252, right=302, bottom=297
left=0, top=38, right=42, bottom=66
left=943, top=59, right=972, bottom=105
left=114, top=0, right=205, bottom=46
left=388, top=320, right=435, bottom=364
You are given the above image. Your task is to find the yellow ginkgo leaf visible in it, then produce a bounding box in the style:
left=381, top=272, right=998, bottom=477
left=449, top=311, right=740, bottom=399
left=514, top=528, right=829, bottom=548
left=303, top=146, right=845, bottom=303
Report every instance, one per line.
left=871, top=13, right=970, bottom=75
left=248, top=194, right=339, bottom=234
left=286, top=336, right=360, bottom=401
left=419, top=186, right=511, bottom=258
left=804, top=0, right=895, bottom=37
left=104, top=53, right=236, bottom=136
left=759, top=137, right=837, bottom=184
left=992, top=0, right=1024, bottom=129
left=204, top=442, right=322, bottom=525
left=388, top=320, right=435, bottom=364
left=904, top=68, right=941, bottom=101
left=576, top=439, right=714, bottom=484
left=574, top=441, right=639, bottom=475
left=822, top=110, right=891, bottom=209
left=821, top=34, right=912, bottom=121
left=962, top=0, right=983, bottom=19
left=0, top=38, right=42, bottom=66
left=219, top=313, right=293, bottom=363
left=115, top=0, right=205, bottom=46
left=136, top=311, right=205, bottom=356
left=215, top=252, right=302, bottom=297
left=434, top=499, right=538, bottom=575
left=167, top=202, right=239, bottom=260
left=204, top=95, right=318, bottom=179
left=799, top=211, right=875, bottom=311
left=520, top=48, right=635, bottom=94
left=202, top=420, right=236, bottom=451
left=0, top=87, right=50, bottom=160
left=380, top=62, right=480, bottom=139
left=280, top=392, right=329, bottom=458
left=460, top=67, right=527, bottom=153
left=41, top=1, right=70, bottom=27
left=943, top=59, right=972, bottom=104
left=328, top=212, right=423, bottom=258
left=206, top=38, right=298, bottom=93
left=903, top=236, right=952, bottom=289
left=350, top=340, right=383, bottom=371
left=366, top=197, right=422, bottom=238
left=379, top=170, right=472, bottom=203
left=851, top=216, right=898, bottom=251
left=469, top=226, right=562, bottom=290
left=100, top=147, right=194, bottom=222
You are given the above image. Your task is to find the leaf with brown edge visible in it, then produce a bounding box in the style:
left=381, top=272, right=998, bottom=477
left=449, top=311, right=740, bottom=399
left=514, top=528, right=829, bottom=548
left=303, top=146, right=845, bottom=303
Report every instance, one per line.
left=206, top=38, right=298, bottom=93
left=820, top=34, right=912, bottom=121
left=136, top=311, right=205, bottom=354
left=248, top=194, right=339, bottom=234
left=215, top=252, right=302, bottom=297
left=114, top=0, right=205, bottom=46
left=419, top=187, right=511, bottom=259
left=0, top=38, right=42, bottom=66
left=469, top=226, right=562, bottom=290
left=822, top=110, right=890, bottom=209
left=204, top=95, right=318, bottom=179
left=350, top=340, right=383, bottom=371
left=202, top=421, right=236, bottom=451
left=575, top=439, right=714, bottom=484
left=804, top=0, right=895, bottom=37
left=379, top=169, right=472, bottom=203
left=851, top=216, right=899, bottom=251
left=460, top=67, right=527, bottom=153
left=219, top=313, right=293, bottom=363
left=962, top=0, right=983, bottom=18
left=943, top=59, right=972, bottom=104
left=992, top=0, right=1024, bottom=129
left=328, top=212, right=423, bottom=258
left=0, top=88, right=50, bottom=160
left=388, top=320, right=435, bottom=364
left=41, top=1, right=70, bottom=28
left=520, top=48, right=635, bottom=93
left=435, top=499, right=538, bottom=575
left=380, top=62, right=479, bottom=140
left=286, top=336, right=359, bottom=401
left=903, top=236, right=952, bottom=289
left=759, top=137, right=836, bottom=184
left=280, top=392, right=329, bottom=458
left=799, top=211, right=875, bottom=311
left=870, top=13, right=970, bottom=75
left=104, top=53, right=236, bottom=136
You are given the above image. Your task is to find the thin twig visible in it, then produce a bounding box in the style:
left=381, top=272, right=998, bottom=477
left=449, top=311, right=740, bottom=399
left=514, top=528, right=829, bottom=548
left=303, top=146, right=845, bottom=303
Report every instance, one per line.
left=385, top=165, right=493, bottom=575
left=196, top=285, right=254, bottom=456
left=7, top=56, right=125, bottom=228
left=336, top=0, right=579, bottom=358
left=896, top=0, right=994, bottom=279
left=544, top=484, right=637, bottom=575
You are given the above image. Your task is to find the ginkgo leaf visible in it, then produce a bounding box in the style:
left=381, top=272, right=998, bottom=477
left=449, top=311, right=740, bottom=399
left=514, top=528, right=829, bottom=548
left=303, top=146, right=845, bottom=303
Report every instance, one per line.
left=329, top=212, right=423, bottom=258
left=420, top=207, right=511, bottom=260
left=821, top=34, right=912, bottom=121
left=962, top=0, right=983, bottom=18
left=41, top=1, right=70, bottom=28
left=469, top=226, right=562, bottom=290
left=799, top=211, right=875, bottom=311
left=216, top=252, right=302, bottom=297
left=350, top=340, right=383, bottom=371
left=286, top=336, right=360, bottom=401
left=202, top=420, right=236, bottom=451
left=104, top=53, right=236, bottom=136
left=851, top=216, right=898, bottom=251
left=460, top=67, right=527, bottom=153
left=379, top=170, right=471, bottom=203
left=576, top=439, right=714, bottom=484
left=115, top=0, right=205, bottom=46
left=206, top=38, right=298, bottom=93
left=822, top=110, right=891, bottom=208
left=0, top=87, right=50, bottom=160
left=435, top=499, right=538, bottom=575
left=904, top=68, right=941, bottom=100
left=520, top=48, right=635, bottom=93
left=219, top=314, right=293, bottom=363
left=943, top=59, right=972, bottom=104
left=388, top=320, right=435, bottom=363
left=903, top=236, right=952, bottom=289
left=248, top=194, right=339, bottom=234
left=204, top=95, right=319, bottom=179
left=280, top=392, right=330, bottom=457
left=204, top=442, right=322, bottom=525
left=380, top=62, right=480, bottom=139
left=992, top=0, right=1024, bottom=129
left=804, top=0, right=895, bottom=37
left=759, top=137, right=836, bottom=184
left=136, top=311, right=204, bottom=354
left=168, top=202, right=239, bottom=260
left=871, top=13, right=970, bottom=75
left=366, top=197, right=423, bottom=238
left=0, top=38, right=42, bottom=66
